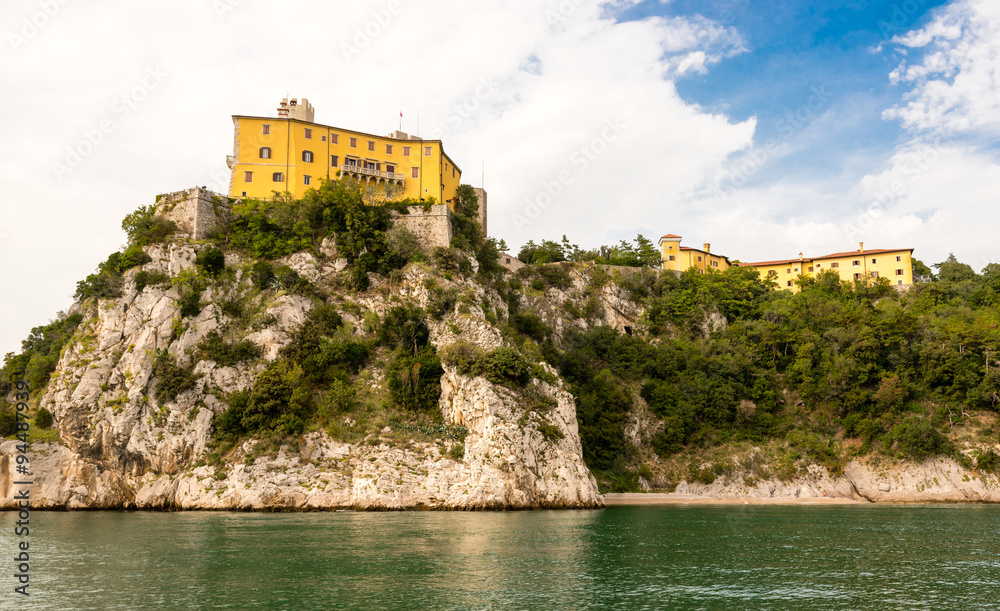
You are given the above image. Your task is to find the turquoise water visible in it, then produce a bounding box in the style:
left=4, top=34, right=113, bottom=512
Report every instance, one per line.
left=3, top=505, right=1000, bottom=609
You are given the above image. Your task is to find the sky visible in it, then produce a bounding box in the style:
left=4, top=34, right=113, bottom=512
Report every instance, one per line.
left=2, top=0, right=1000, bottom=356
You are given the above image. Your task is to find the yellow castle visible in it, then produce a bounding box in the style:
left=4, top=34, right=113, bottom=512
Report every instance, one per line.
left=658, top=234, right=732, bottom=273
left=659, top=236, right=915, bottom=291
left=738, top=243, right=915, bottom=291
left=227, top=98, right=463, bottom=205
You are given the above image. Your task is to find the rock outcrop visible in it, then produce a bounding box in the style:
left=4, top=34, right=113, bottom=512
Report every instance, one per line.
left=1, top=238, right=606, bottom=510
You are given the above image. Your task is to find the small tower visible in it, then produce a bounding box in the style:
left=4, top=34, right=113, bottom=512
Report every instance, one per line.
left=659, top=234, right=683, bottom=271
left=276, top=97, right=315, bottom=122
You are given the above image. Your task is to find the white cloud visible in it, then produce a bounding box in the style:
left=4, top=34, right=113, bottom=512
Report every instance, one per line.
left=0, top=0, right=754, bottom=356
left=884, top=0, right=1000, bottom=136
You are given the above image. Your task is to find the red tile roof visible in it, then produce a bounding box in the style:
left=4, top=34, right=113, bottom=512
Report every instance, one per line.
left=660, top=234, right=682, bottom=239
left=738, top=247, right=913, bottom=268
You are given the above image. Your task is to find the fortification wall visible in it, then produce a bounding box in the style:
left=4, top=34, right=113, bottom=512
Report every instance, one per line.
left=394, top=204, right=453, bottom=250
left=155, top=187, right=231, bottom=240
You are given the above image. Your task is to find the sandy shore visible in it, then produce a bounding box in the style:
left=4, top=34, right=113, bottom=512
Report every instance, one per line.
left=603, top=493, right=865, bottom=505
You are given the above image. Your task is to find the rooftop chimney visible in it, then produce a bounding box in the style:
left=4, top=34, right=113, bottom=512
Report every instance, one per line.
left=799, top=252, right=803, bottom=260
left=703, top=243, right=711, bottom=253
left=276, top=97, right=315, bottom=122
left=859, top=242, right=864, bottom=252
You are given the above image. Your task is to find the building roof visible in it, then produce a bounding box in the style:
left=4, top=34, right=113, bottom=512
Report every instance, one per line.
left=679, top=246, right=731, bottom=262
left=232, top=114, right=462, bottom=174
left=810, top=247, right=914, bottom=261
left=738, top=247, right=914, bottom=268
left=660, top=234, right=682, bottom=239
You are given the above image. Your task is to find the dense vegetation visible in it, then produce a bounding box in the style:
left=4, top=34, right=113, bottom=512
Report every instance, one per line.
left=7, top=173, right=999, bottom=497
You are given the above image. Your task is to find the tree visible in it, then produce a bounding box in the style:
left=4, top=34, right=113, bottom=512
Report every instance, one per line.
left=935, top=254, right=976, bottom=283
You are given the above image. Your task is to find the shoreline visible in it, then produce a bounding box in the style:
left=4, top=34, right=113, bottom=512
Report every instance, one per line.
left=603, top=493, right=865, bottom=505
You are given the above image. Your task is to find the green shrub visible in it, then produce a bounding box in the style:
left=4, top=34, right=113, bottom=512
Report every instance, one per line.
left=511, top=311, right=551, bottom=342
left=472, top=347, right=531, bottom=387
left=250, top=261, right=277, bottom=291
left=197, top=331, right=262, bottom=367
left=0, top=411, right=16, bottom=437
left=439, top=341, right=483, bottom=375
left=122, top=205, right=178, bottom=246
left=280, top=305, right=344, bottom=364
left=34, top=407, right=53, bottom=429
left=213, top=361, right=311, bottom=439
left=378, top=305, right=429, bottom=351
left=535, top=264, right=572, bottom=290
left=195, top=247, right=226, bottom=276
left=891, top=417, right=951, bottom=461
left=134, top=270, right=170, bottom=293
left=976, top=448, right=1000, bottom=473
left=153, top=351, right=197, bottom=406
left=387, top=346, right=444, bottom=412
left=1, top=312, right=83, bottom=396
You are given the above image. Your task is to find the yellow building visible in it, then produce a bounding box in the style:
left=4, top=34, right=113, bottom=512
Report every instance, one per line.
left=659, top=234, right=732, bottom=273
left=739, top=243, right=915, bottom=291
left=227, top=97, right=463, bottom=206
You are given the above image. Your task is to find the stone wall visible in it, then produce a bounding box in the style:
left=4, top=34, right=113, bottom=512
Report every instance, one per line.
left=394, top=204, right=453, bottom=250
left=155, top=187, right=231, bottom=240
left=473, top=187, right=488, bottom=236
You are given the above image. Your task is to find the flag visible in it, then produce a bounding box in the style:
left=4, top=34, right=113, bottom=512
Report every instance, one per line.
left=400, top=111, right=403, bottom=117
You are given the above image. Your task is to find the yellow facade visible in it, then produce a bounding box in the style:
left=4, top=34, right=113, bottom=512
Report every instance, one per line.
left=227, top=98, right=462, bottom=207
left=659, top=235, right=731, bottom=273
left=739, top=244, right=915, bottom=291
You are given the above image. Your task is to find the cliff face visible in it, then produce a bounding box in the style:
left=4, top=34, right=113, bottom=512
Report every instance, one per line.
left=0, top=238, right=604, bottom=510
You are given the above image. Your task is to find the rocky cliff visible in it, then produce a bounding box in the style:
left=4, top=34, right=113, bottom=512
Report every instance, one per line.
left=0, top=199, right=608, bottom=510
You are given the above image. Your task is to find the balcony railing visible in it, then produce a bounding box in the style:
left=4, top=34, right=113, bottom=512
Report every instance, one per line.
left=340, top=164, right=405, bottom=182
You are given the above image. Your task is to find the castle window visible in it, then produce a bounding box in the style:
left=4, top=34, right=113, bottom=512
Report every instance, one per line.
left=794, top=268, right=799, bottom=272
left=896, top=255, right=902, bottom=262
left=321, top=135, right=326, bottom=142
left=854, top=273, right=862, bottom=280
left=831, top=262, right=839, bottom=268
left=304, top=175, right=311, bottom=185
left=350, top=137, right=357, bottom=148
left=302, top=150, right=314, bottom=163
left=386, top=164, right=395, bottom=173
left=787, top=281, right=792, bottom=287
left=262, top=124, right=270, bottom=135
left=403, top=146, right=411, bottom=156
left=453, top=168, right=456, bottom=178
left=872, top=271, right=879, bottom=278
left=244, top=171, right=253, bottom=182
left=896, top=269, right=904, bottom=276
left=898, top=280, right=903, bottom=286
left=272, top=172, right=283, bottom=182
left=331, top=134, right=339, bottom=144
left=368, top=141, right=375, bottom=151
left=808, top=266, right=814, bottom=272
left=411, top=167, right=419, bottom=178
left=786, top=268, right=791, bottom=274
left=698, top=256, right=702, bottom=262
left=668, top=255, right=675, bottom=261
left=853, top=260, right=860, bottom=267
left=331, top=155, right=339, bottom=167
left=241, top=191, right=247, bottom=197
left=304, top=128, right=312, bottom=139
left=424, top=146, right=432, bottom=156
left=871, top=258, right=877, bottom=264
left=259, top=147, right=271, bottom=159
left=386, top=144, right=393, bottom=154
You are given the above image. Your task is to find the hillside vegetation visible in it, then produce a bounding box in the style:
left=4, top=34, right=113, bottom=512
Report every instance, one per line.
left=3, top=178, right=999, bottom=493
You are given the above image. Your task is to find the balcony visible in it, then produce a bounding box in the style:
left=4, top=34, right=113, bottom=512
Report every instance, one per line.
left=340, top=164, right=405, bottom=183
left=226, top=155, right=236, bottom=169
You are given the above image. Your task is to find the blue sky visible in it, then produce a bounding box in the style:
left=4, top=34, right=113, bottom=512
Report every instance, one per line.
left=2, top=0, right=1000, bottom=356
